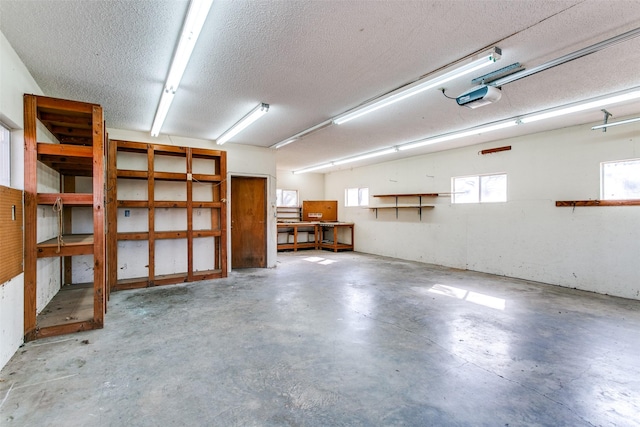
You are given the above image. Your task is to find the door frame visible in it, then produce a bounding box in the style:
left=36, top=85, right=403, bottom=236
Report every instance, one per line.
left=227, top=173, right=276, bottom=271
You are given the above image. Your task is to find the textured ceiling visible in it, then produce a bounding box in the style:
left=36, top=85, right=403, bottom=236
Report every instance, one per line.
left=1, top=0, right=639, bottom=172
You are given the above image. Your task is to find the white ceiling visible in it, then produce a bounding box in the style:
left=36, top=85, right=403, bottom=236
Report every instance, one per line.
left=1, top=0, right=639, bottom=172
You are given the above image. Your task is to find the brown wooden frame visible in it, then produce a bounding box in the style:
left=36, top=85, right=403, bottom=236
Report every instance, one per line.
left=23, top=94, right=106, bottom=341
left=108, top=140, right=227, bottom=291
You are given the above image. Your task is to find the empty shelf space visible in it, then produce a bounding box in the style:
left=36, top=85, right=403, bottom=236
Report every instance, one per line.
left=37, top=234, right=94, bottom=257
left=36, top=284, right=94, bottom=329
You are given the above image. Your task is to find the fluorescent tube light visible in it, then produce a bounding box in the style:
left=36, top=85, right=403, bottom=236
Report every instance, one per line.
left=272, top=138, right=297, bottom=149
left=399, top=120, right=518, bottom=151
left=270, top=119, right=333, bottom=149
left=150, top=0, right=213, bottom=137
left=520, top=90, right=640, bottom=124
left=333, top=47, right=501, bottom=125
left=333, top=148, right=398, bottom=165
left=216, top=103, right=270, bottom=145
left=292, top=162, right=334, bottom=175
left=591, top=116, right=640, bottom=130
left=151, top=89, right=175, bottom=137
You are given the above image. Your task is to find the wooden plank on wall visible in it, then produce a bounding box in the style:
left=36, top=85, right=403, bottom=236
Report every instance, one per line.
left=0, top=186, right=24, bottom=284
left=23, top=94, right=38, bottom=337
left=302, top=200, right=338, bottom=222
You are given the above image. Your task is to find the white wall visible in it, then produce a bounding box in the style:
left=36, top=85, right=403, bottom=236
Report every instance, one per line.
left=107, top=129, right=278, bottom=270
left=324, top=119, right=640, bottom=300
left=276, top=170, right=325, bottom=202
left=0, top=31, right=44, bottom=370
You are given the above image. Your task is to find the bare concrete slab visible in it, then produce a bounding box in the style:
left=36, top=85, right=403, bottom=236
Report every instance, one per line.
left=1, top=251, right=639, bottom=426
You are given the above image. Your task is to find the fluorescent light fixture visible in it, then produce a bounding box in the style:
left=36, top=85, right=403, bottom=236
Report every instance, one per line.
left=270, top=119, right=333, bottom=149
left=150, top=0, right=213, bottom=137
left=333, top=47, right=501, bottom=125
left=333, top=148, right=398, bottom=165
left=272, top=138, right=298, bottom=149
left=150, top=89, right=175, bottom=137
left=216, top=103, right=270, bottom=145
left=399, top=120, right=518, bottom=151
left=520, top=89, right=640, bottom=124
left=292, top=162, right=334, bottom=175
left=591, top=116, right=640, bottom=130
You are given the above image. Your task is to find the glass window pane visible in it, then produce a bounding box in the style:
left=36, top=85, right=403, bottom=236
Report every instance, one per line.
left=345, top=188, right=356, bottom=206
left=480, top=174, right=507, bottom=203
left=453, top=176, right=479, bottom=203
left=282, top=190, right=298, bottom=207
left=276, top=189, right=298, bottom=207
left=358, top=188, right=369, bottom=206
left=602, top=159, right=640, bottom=200
left=0, top=123, right=10, bottom=187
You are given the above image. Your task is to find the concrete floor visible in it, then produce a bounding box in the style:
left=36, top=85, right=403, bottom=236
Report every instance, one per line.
left=1, top=251, right=640, bottom=426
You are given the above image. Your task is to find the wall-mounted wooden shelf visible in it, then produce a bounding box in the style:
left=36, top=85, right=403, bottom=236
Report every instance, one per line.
left=556, top=199, right=640, bottom=207
left=370, top=193, right=442, bottom=220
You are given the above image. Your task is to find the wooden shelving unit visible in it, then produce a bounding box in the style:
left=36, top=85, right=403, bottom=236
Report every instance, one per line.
left=276, top=206, right=302, bottom=222
left=108, top=140, right=227, bottom=291
left=23, top=94, right=106, bottom=341
left=277, top=222, right=318, bottom=251
left=370, top=193, right=439, bottom=219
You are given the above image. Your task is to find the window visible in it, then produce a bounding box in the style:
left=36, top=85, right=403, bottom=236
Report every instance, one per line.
left=452, top=173, right=507, bottom=204
left=276, top=189, right=299, bottom=207
left=0, top=123, right=10, bottom=187
left=601, top=159, right=640, bottom=200
left=345, top=187, right=369, bottom=207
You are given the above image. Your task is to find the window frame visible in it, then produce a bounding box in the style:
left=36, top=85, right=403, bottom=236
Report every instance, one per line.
left=0, top=122, right=10, bottom=187
left=600, top=158, right=640, bottom=201
left=451, top=172, right=507, bottom=204
left=276, top=188, right=299, bottom=207
left=345, top=187, right=369, bottom=207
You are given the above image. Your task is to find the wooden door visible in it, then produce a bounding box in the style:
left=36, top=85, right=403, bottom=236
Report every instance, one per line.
left=231, top=176, right=267, bottom=268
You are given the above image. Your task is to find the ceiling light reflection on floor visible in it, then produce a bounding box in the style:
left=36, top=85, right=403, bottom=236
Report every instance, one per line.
left=428, top=284, right=506, bottom=310
left=303, top=256, right=338, bottom=265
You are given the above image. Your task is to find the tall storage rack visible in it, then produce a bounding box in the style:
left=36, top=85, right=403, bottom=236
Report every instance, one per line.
left=23, top=94, right=106, bottom=341
left=108, top=140, right=227, bottom=290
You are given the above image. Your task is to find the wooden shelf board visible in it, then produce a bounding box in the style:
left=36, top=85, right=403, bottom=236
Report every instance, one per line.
left=556, top=199, right=640, bottom=207
left=155, top=172, right=187, bottom=181
left=192, top=173, right=222, bottom=182
left=117, top=170, right=147, bottom=179
left=369, top=205, right=435, bottom=209
left=373, top=193, right=441, bottom=197
left=117, top=232, right=149, bottom=241
left=37, top=193, right=93, bottom=206
left=37, top=234, right=94, bottom=258
left=118, top=200, right=149, bottom=208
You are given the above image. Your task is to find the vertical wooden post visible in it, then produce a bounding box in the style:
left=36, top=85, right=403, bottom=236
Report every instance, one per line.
left=219, top=152, right=227, bottom=277
left=106, top=138, right=117, bottom=299
left=62, top=175, right=75, bottom=285
left=92, top=105, right=105, bottom=326
left=147, top=145, right=155, bottom=285
left=186, top=148, right=194, bottom=281
left=23, top=95, right=38, bottom=339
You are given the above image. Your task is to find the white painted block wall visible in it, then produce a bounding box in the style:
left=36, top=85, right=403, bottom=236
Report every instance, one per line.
left=324, top=121, right=640, bottom=300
